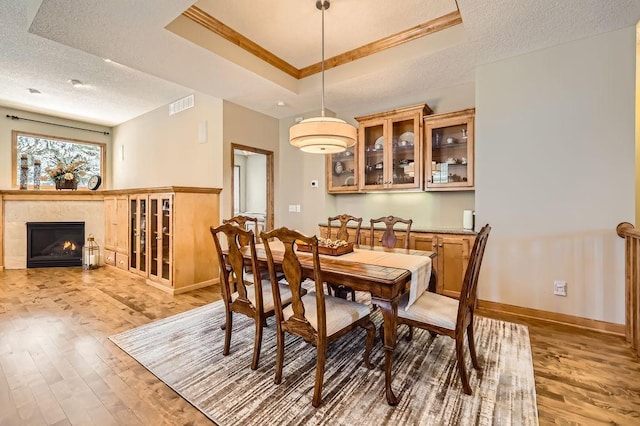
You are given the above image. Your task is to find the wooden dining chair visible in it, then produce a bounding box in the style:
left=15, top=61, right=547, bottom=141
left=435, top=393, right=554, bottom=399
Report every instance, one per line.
left=224, top=215, right=260, bottom=243
left=394, top=224, right=491, bottom=395
left=260, top=227, right=375, bottom=408
left=210, top=223, right=295, bottom=370
left=326, top=214, right=363, bottom=301
left=327, top=214, right=363, bottom=244
left=370, top=215, right=413, bottom=249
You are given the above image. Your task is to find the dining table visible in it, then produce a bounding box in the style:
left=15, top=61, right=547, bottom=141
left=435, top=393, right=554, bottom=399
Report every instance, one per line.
left=241, top=242, right=436, bottom=406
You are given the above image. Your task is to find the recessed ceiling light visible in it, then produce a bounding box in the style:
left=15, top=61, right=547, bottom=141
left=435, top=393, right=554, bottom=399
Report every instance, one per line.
left=276, top=101, right=286, bottom=107
left=68, top=79, right=83, bottom=87
left=27, top=88, right=41, bottom=94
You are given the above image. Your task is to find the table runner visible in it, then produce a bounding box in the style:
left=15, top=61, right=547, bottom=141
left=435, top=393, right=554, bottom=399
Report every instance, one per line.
left=338, top=248, right=431, bottom=309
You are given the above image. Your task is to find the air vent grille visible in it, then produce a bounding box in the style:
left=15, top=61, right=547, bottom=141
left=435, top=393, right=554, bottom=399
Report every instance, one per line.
left=169, top=94, right=195, bottom=115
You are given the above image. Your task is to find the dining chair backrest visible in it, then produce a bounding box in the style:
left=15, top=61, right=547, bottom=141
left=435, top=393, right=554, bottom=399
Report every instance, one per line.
left=260, top=227, right=327, bottom=340
left=370, top=215, right=413, bottom=249
left=210, top=223, right=263, bottom=312
left=327, top=214, right=363, bottom=244
left=455, top=224, right=491, bottom=330
left=224, top=215, right=260, bottom=244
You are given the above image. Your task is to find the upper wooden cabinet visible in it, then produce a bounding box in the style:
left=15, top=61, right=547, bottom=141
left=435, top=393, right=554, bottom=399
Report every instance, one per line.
left=326, top=144, right=358, bottom=193
left=424, top=108, right=475, bottom=191
left=356, top=104, right=432, bottom=191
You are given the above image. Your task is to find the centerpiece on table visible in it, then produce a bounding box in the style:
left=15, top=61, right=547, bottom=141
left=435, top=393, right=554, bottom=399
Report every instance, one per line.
left=297, top=237, right=354, bottom=256
left=45, top=159, right=86, bottom=190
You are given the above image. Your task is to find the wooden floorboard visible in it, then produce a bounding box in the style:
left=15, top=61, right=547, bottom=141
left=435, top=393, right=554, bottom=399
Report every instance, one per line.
left=1, top=267, right=639, bottom=425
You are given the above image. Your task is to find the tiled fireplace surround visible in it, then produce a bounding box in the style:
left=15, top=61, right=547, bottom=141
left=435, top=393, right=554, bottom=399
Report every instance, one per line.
left=1, top=191, right=105, bottom=269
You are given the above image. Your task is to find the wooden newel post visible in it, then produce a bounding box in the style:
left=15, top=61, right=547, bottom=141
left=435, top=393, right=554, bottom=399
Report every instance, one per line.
left=617, top=222, right=640, bottom=357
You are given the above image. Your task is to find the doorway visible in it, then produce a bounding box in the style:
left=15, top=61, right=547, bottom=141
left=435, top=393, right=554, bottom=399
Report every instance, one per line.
left=231, top=143, right=274, bottom=234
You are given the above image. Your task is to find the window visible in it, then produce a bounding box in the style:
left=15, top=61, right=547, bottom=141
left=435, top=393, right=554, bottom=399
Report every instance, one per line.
left=12, top=131, right=106, bottom=189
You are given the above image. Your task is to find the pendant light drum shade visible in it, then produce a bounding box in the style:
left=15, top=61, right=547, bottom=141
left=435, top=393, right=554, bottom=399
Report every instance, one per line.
left=290, top=116, right=357, bottom=154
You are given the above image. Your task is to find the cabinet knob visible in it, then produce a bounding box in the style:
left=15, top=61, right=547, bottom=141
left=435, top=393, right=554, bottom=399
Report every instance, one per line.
left=156, top=236, right=161, bottom=240
left=119, top=260, right=124, bottom=264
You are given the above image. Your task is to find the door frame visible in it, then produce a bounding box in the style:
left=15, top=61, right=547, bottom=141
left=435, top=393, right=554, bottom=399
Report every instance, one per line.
left=230, top=143, right=274, bottom=232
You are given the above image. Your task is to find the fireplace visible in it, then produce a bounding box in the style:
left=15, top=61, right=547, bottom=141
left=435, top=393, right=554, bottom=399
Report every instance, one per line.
left=26, top=222, right=85, bottom=268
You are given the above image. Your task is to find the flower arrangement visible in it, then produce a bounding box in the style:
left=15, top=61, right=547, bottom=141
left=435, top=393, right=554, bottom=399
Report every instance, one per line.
left=45, top=159, right=86, bottom=182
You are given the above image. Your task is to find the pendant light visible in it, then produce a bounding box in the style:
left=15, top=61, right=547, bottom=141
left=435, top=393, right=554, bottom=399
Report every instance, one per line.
left=289, top=0, right=357, bottom=154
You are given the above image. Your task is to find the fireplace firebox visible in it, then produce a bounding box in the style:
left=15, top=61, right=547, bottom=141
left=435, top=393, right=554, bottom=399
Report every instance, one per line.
left=26, top=222, right=85, bottom=268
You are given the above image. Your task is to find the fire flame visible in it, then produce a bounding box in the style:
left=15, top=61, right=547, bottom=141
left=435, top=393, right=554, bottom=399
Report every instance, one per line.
left=62, top=241, right=76, bottom=251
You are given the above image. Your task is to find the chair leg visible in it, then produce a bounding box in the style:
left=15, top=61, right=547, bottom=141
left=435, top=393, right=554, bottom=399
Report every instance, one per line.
left=455, top=337, right=472, bottom=395
left=405, top=325, right=414, bottom=341
left=467, top=322, right=480, bottom=370
left=312, top=344, right=327, bottom=408
left=251, top=316, right=263, bottom=370
left=223, top=309, right=233, bottom=356
left=274, top=328, right=285, bottom=384
left=362, top=320, right=375, bottom=369
left=350, top=289, right=356, bottom=302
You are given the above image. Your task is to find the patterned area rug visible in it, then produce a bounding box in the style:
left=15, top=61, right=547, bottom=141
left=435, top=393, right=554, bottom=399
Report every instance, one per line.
left=109, top=300, right=538, bottom=425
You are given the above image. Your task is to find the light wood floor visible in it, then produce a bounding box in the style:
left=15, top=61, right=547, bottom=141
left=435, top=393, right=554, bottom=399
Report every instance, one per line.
left=1, top=267, right=639, bottom=425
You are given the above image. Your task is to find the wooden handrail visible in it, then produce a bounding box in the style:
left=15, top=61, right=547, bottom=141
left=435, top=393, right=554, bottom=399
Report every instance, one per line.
left=617, top=222, right=640, bottom=357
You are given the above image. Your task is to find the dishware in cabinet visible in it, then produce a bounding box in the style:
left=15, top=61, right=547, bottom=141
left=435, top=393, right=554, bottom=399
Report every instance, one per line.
left=425, top=108, right=475, bottom=191
left=327, top=144, right=358, bottom=193
left=356, top=104, right=431, bottom=191
left=149, top=194, right=172, bottom=287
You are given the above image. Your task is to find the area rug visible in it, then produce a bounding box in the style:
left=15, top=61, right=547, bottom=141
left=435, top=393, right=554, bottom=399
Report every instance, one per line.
left=109, top=300, right=538, bottom=425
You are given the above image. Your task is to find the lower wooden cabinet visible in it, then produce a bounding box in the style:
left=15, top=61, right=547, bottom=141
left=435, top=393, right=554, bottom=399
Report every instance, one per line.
left=319, top=225, right=474, bottom=299
left=104, top=187, right=221, bottom=294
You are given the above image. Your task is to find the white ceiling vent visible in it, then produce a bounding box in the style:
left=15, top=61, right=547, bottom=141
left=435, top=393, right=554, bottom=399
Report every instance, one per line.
left=169, top=94, right=195, bottom=115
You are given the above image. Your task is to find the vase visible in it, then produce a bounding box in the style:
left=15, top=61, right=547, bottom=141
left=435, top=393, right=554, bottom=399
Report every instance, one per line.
left=20, top=165, right=28, bottom=190
left=33, top=160, right=41, bottom=190
left=55, top=179, right=78, bottom=190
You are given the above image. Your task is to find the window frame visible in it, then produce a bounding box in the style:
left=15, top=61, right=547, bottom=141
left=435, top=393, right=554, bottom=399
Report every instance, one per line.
left=11, top=130, right=107, bottom=190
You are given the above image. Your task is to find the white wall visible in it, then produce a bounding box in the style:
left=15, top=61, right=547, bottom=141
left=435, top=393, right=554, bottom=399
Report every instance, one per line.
left=0, top=106, right=112, bottom=189
left=476, top=27, right=635, bottom=324
left=245, top=154, right=266, bottom=213
left=111, top=93, right=223, bottom=189
left=222, top=101, right=279, bottom=223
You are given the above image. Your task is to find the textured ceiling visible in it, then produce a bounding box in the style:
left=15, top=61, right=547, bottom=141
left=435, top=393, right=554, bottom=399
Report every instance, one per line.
left=0, top=0, right=639, bottom=127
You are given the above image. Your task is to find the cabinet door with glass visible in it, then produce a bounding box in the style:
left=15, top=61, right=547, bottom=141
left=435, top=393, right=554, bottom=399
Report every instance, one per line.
left=327, top=144, right=358, bottom=193
left=425, top=108, right=475, bottom=191
left=129, top=195, right=148, bottom=277
left=357, top=104, right=430, bottom=191
left=149, top=194, right=172, bottom=286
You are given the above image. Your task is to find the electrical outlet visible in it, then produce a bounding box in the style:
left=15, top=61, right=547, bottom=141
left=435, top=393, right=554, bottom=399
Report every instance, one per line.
left=553, top=281, right=567, bottom=296
left=288, top=205, right=296, bottom=212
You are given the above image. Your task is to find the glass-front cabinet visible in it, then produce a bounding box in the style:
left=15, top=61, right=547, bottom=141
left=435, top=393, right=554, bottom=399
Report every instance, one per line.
left=129, top=195, right=148, bottom=276
left=149, top=194, right=172, bottom=286
left=326, top=144, right=358, bottom=193
left=424, top=108, right=475, bottom=191
left=356, top=104, right=431, bottom=191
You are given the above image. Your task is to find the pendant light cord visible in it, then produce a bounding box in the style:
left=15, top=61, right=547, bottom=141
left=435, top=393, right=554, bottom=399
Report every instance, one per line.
left=320, top=2, right=326, bottom=117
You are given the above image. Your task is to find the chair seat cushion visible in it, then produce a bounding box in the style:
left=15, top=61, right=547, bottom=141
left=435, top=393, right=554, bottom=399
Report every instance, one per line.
left=398, top=291, right=459, bottom=331
left=283, top=291, right=370, bottom=336
left=232, top=280, right=293, bottom=313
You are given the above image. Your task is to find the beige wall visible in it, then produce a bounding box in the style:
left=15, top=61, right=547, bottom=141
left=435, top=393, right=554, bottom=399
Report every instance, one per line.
left=0, top=106, right=112, bottom=189
left=111, top=93, right=223, bottom=189
left=222, top=101, right=279, bottom=223
left=476, top=27, right=635, bottom=324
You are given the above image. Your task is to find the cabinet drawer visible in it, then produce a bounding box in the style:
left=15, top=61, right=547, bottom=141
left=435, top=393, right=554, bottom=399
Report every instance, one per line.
left=104, top=250, right=116, bottom=266
left=116, top=253, right=129, bottom=271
